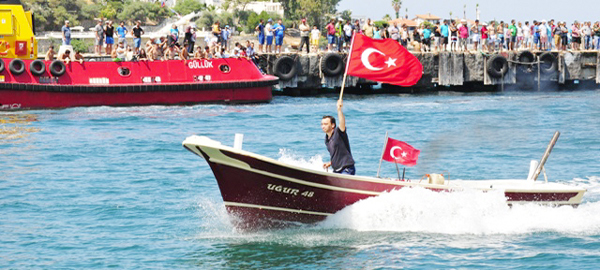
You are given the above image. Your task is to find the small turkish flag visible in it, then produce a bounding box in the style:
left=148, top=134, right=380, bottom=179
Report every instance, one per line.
left=381, top=137, right=420, bottom=166
left=347, top=34, right=423, bottom=86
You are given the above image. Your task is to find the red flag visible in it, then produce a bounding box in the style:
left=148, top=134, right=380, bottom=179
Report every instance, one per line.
left=346, top=34, right=423, bottom=86
left=381, top=137, right=420, bottom=166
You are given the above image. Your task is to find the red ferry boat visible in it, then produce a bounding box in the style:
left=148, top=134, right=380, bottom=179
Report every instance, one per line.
left=0, top=0, right=278, bottom=110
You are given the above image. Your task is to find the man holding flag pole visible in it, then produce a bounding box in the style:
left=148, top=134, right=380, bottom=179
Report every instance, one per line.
left=322, top=30, right=423, bottom=176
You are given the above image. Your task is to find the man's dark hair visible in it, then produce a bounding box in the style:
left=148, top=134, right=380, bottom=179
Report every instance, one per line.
left=322, top=115, right=336, bottom=127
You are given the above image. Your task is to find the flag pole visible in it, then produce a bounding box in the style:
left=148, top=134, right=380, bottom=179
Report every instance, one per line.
left=339, top=31, right=358, bottom=101
left=376, top=131, right=388, bottom=178
left=402, top=167, right=405, bottom=181
left=395, top=161, right=401, bottom=180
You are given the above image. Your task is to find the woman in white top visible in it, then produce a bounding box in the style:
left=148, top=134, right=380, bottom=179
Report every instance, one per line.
left=522, top=22, right=531, bottom=50
left=517, top=22, right=524, bottom=49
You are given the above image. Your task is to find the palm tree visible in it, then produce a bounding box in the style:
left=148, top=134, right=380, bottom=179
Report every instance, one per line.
left=391, top=0, right=401, bottom=19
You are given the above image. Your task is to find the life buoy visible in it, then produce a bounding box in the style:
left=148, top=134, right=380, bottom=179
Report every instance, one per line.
left=49, top=60, right=66, bottom=77
left=517, top=51, right=534, bottom=73
left=9, top=58, right=26, bottom=75
left=0, top=58, right=4, bottom=73
left=321, top=53, right=344, bottom=77
left=539, top=52, right=557, bottom=74
left=273, top=55, right=297, bottom=81
left=29, top=59, right=46, bottom=76
left=486, top=54, right=509, bottom=79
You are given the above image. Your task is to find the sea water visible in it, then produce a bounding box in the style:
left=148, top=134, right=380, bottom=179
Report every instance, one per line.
left=1, top=90, right=600, bottom=268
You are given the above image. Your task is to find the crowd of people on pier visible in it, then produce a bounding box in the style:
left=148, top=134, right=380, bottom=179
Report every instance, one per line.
left=50, top=16, right=600, bottom=64
left=289, top=18, right=600, bottom=54
left=52, top=19, right=260, bottom=63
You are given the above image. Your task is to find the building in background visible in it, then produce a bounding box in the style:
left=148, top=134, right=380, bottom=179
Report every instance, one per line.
left=412, top=13, right=441, bottom=25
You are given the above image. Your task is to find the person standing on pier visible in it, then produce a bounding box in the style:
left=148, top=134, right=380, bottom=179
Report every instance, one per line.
left=274, top=19, right=285, bottom=54
left=509, top=20, right=517, bottom=51
left=362, top=18, right=374, bottom=38
left=336, top=18, right=344, bottom=52
left=298, top=18, right=310, bottom=53
left=458, top=20, right=468, bottom=52
left=132, top=20, right=144, bottom=55
left=255, top=19, right=265, bottom=53
left=117, top=21, right=128, bottom=46
left=325, top=19, right=336, bottom=52
left=480, top=23, right=488, bottom=52
left=471, top=20, right=480, bottom=52
left=322, top=99, right=355, bottom=175
left=62, top=20, right=71, bottom=45
left=265, top=19, right=274, bottom=53
left=105, top=21, right=114, bottom=55
left=94, top=19, right=104, bottom=56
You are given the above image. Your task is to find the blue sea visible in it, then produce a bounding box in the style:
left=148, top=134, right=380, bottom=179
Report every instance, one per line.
left=2, top=90, right=600, bottom=269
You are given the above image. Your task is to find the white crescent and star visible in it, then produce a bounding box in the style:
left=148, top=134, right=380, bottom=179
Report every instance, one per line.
left=360, top=48, right=397, bottom=71
left=390, top=146, right=408, bottom=159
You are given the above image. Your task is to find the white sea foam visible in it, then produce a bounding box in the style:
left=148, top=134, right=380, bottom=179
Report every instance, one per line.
left=277, top=149, right=325, bottom=171
left=319, top=181, right=600, bottom=235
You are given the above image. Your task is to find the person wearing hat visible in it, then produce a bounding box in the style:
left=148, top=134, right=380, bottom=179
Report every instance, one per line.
left=105, top=21, right=115, bottom=55
left=335, top=18, right=344, bottom=52
left=62, top=20, right=71, bottom=45
left=298, top=18, right=310, bottom=53
left=265, top=18, right=274, bottom=53
left=480, top=22, right=488, bottom=52
left=94, top=19, right=104, bottom=55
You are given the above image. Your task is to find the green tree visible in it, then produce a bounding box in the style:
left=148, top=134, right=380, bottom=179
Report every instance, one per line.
left=382, top=14, right=392, bottom=22
left=391, top=0, right=401, bottom=19
left=173, top=0, right=205, bottom=16
left=340, top=9, right=352, bottom=22
left=117, top=1, right=169, bottom=23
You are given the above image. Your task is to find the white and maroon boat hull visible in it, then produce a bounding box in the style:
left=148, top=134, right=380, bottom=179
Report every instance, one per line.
left=183, top=136, right=586, bottom=230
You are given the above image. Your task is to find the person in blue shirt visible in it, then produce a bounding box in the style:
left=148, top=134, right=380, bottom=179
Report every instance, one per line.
left=255, top=19, right=265, bottom=53
left=440, top=20, right=449, bottom=51
left=274, top=19, right=285, bottom=53
left=169, top=24, right=179, bottom=47
left=116, top=21, right=128, bottom=45
left=221, top=25, right=230, bottom=51
left=422, top=25, right=432, bottom=52
left=62, top=20, right=71, bottom=45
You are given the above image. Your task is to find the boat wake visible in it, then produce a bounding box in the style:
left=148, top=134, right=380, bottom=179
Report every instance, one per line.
left=277, top=149, right=325, bottom=171
left=319, top=176, right=600, bottom=235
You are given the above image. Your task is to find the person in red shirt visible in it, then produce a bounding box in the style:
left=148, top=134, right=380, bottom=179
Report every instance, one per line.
left=481, top=22, right=489, bottom=52
left=326, top=19, right=336, bottom=51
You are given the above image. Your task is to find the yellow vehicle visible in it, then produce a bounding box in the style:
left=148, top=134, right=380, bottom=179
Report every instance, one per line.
left=0, top=0, right=37, bottom=60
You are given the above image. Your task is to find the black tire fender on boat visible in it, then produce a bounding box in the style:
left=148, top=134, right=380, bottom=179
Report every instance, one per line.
left=486, top=54, right=509, bottom=79
left=49, top=60, right=66, bottom=77
left=517, top=50, right=534, bottom=73
left=539, top=52, right=557, bottom=74
left=29, top=59, right=46, bottom=76
left=9, top=58, right=26, bottom=75
left=0, top=58, right=5, bottom=73
left=273, top=55, right=297, bottom=81
left=321, top=53, right=344, bottom=77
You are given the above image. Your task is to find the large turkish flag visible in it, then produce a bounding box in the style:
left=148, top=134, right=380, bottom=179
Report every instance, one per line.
left=346, top=34, right=423, bottom=86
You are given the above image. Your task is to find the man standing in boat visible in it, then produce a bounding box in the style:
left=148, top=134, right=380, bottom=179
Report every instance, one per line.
left=322, top=99, right=355, bottom=175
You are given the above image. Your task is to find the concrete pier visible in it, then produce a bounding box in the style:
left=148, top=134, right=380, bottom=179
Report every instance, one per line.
left=258, top=51, right=600, bottom=92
